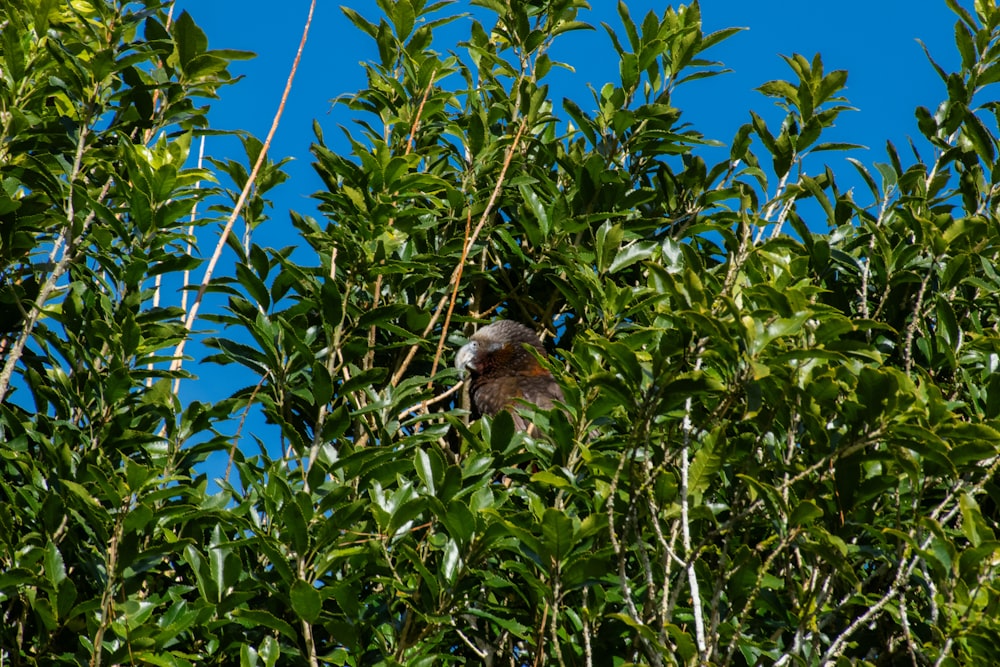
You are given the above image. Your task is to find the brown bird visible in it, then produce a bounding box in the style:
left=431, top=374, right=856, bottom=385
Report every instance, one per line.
left=454, top=319, right=565, bottom=432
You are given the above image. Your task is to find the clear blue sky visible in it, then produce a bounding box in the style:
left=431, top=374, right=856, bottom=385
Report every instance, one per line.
left=170, top=0, right=960, bottom=478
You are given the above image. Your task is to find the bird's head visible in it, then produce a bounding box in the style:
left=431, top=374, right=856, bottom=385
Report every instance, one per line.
left=455, top=320, right=547, bottom=377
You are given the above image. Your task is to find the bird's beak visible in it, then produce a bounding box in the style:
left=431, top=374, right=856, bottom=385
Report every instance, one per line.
left=455, top=341, right=477, bottom=375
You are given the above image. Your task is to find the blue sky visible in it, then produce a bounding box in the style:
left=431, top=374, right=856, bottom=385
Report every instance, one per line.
left=169, top=0, right=961, bottom=478
left=176, top=0, right=958, bottom=210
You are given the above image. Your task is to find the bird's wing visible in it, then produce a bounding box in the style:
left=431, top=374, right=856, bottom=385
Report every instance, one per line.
left=515, top=372, right=564, bottom=411
left=470, top=374, right=524, bottom=418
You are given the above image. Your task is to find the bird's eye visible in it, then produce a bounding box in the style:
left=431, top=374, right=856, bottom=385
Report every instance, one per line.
left=455, top=339, right=479, bottom=373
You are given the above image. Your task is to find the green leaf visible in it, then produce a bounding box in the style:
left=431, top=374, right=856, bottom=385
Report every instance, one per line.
left=172, top=11, right=208, bottom=73
left=954, top=20, right=977, bottom=71
left=618, top=0, right=640, bottom=52
left=666, top=624, right=698, bottom=664
left=2, top=23, right=26, bottom=82
left=470, top=0, right=506, bottom=16
left=963, top=109, right=996, bottom=163
left=607, top=612, right=664, bottom=646
left=240, top=644, right=258, bottom=667
left=519, top=184, right=551, bottom=241
left=43, top=541, right=67, bottom=591
left=282, top=501, right=310, bottom=556
left=789, top=500, right=824, bottom=526
left=290, top=580, right=322, bottom=623
left=530, top=470, right=571, bottom=488
left=687, top=434, right=722, bottom=499
left=235, top=263, right=269, bottom=311
left=541, top=508, right=577, bottom=564
left=441, top=537, right=461, bottom=584
left=464, top=607, right=531, bottom=637
left=936, top=298, right=961, bottom=354
left=259, top=636, right=280, bottom=667
left=609, top=240, right=656, bottom=273
left=415, top=446, right=444, bottom=496
left=488, top=410, right=517, bottom=453
left=595, top=221, right=624, bottom=273
left=342, top=6, right=378, bottom=38
left=847, top=157, right=880, bottom=199
left=756, top=79, right=799, bottom=103
left=441, top=500, right=476, bottom=546
left=563, top=97, right=597, bottom=145
left=392, top=0, right=415, bottom=40
left=811, top=142, right=865, bottom=153
left=749, top=110, right=776, bottom=154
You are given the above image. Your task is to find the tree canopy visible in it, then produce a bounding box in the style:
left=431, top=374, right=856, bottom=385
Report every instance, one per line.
left=3, top=0, right=1000, bottom=665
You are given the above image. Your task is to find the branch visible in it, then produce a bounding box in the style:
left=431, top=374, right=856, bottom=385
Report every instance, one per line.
left=168, top=0, right=316, bottom=377
left=455, top=629, right=488, bottom=660
left=680, top=355, right=707, bottom=658
left=901, top=261, right=934, bottom=375
left=168, top=134, right=206, bottom=396
left=0, top=178, right=111, bottom=402
left=90, top=495, right=131, bottom=667
left=225, top=370, right=270, bottom=485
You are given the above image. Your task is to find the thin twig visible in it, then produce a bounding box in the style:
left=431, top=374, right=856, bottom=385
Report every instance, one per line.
left=90, top=495, right=131, bottom=667
left=425, top=210, right=472, bottom=388
left=363, top=71, right=438, bottom=372
left=901, top=263, right=934, bottom=374
left=406, top=67, right=437, bottom=155
left=168, top=0, right=317, bottom=377
left=606, top=443, right=660, bottom=664
left=680, top=356, right=706, bottom=658
left=305, top=246, right=340, bottom=482
left=181, top=136, right=206, bottom=322
left=389, top=120, right=528, bottom=390
left=0, top=180, right=110, bottom=402
left=152, top=135, right=207, bottom=394
left=224, top=370, right=270, bottom=485
left=531, top=602, right=550, bottom=667
left=399, top=380, right=465, bottom=422
left=455, top=629, right=488, bottom=660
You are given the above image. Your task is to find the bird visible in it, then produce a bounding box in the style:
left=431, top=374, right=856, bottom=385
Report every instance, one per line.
left=454, top=319, right=565, bottom=432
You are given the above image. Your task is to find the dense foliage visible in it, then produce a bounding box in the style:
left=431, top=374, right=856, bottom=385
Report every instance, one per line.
left=4, top=0, right=1000, bottom=664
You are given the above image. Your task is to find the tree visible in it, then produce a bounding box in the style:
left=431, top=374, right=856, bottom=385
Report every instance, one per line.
left=3, top=0, right=1000, bottom=664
